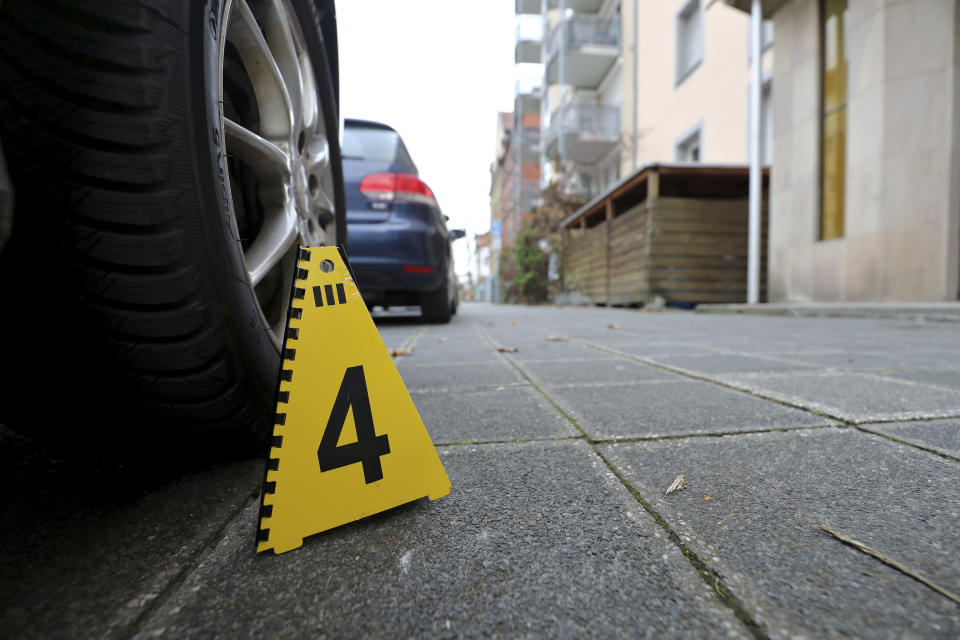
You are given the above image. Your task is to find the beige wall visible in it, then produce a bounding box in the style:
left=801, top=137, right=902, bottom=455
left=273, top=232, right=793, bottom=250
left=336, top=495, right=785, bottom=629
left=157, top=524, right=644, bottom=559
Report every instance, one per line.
left=621, top=0, right=774, bottom=172
left=770, top=0, right=960, bottom=301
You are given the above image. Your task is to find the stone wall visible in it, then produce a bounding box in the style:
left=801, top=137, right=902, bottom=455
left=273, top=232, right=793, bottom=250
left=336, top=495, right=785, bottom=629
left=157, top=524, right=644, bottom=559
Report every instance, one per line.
left=769, top=0, right=960, bottom=301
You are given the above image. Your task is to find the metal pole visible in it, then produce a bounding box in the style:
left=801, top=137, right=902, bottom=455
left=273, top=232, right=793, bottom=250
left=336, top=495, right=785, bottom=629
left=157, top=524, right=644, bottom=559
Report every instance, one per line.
left=632, top=0, right=638, bottom=172
left=747, top=0, right=762, bottom=304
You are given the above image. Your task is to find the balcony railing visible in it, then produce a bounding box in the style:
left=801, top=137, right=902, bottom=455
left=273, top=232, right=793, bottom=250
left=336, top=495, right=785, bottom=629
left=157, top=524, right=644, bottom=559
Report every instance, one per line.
left=546, top=14, right=620, bottom=60
left=549, top=103, right=619, bottom=140
left=547, top=102, right=620, bottom=164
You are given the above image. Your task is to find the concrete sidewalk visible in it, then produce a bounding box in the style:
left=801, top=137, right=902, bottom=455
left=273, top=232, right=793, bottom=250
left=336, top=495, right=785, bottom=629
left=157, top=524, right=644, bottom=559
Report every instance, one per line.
left=3, top=304, right=959, bottom=638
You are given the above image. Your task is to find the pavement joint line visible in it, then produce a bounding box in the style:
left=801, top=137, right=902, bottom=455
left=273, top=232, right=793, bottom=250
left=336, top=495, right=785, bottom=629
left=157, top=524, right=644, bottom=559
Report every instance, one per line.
left=473, top=322, right=769, bottom=640
left=399, top=324, right=429, bottom=351
left=399, top=359, right=510, bottom=368
left=124, top=492, right=260, bottom=639
left=588, top=445, right=770, bottom=640
left=581, top=338, right=960, bottom=461
left=408, top=381, right=530, bottom=394
left=578, top=339, right=846, bottom=424
left=589, top=424, right=835, bottom=444
left=435, top=434, right=586, bottom=447
left=852, top=425, right=960, bottom=464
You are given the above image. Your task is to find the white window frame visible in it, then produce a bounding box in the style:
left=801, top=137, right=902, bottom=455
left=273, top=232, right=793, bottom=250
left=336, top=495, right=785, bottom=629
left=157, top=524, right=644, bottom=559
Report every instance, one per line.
left=675, top=0, right=704, bottom=86
left=675, top=121, right=703, bottom=163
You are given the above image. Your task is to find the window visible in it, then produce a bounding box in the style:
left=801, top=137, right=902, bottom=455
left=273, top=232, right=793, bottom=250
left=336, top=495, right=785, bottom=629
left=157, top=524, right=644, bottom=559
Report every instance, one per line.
left=676, top=0, right=703, bottom=85
left=676, top=126, right=702, bottom=163
left=820, top=0, right=847, bottom=240
left=342, top=124, right=418, bottom=172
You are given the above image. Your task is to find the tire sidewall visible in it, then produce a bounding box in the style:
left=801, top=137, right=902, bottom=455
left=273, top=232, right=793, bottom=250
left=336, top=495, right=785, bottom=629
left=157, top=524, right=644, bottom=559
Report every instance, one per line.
left=193, top=0, right=279, bottom=401
left=192, top=0, right=345, bottom=400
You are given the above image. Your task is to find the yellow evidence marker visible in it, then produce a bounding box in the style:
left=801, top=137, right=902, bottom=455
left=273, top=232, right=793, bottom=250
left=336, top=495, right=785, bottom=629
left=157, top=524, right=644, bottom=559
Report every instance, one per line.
left=256, top=246, right=451, bottom=554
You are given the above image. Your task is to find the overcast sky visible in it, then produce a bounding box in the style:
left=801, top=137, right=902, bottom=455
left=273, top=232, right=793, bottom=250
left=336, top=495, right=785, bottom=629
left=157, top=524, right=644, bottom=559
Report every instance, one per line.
left=336, top=0, right=518, bottom=276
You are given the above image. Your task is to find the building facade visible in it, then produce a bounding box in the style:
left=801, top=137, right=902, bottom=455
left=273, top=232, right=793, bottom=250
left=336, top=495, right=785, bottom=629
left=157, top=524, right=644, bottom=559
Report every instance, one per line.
left=517, top=0, right=623, bottom=201
left=728, top=0, right=960, bottom=301
left=621, top=0, right=774, bottom=172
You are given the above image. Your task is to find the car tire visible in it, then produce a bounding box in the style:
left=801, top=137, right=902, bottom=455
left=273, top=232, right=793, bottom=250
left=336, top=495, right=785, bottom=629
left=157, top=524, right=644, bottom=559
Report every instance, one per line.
left=0, top=0, right=344, bottom=450
left=421, top=276, right=452, bottom=324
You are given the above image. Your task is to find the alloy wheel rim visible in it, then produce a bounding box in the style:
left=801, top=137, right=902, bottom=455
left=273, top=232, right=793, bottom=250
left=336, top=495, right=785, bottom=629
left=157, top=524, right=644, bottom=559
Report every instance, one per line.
left=218, top=0, right=337, bottom=350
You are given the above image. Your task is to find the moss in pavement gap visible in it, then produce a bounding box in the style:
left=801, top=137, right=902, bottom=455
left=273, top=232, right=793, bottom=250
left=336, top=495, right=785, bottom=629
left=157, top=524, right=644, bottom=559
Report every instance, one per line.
left=590, top=444, right=772, bottom=640
left=589, top=423, right=835, bottom=445
left=482, top=324, right=770, bottom=638
left=853, top=426, right=960, bottom=464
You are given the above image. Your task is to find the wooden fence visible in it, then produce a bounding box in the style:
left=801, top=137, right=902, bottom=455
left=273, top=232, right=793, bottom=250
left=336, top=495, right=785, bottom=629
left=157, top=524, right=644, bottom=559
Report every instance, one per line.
left=561, top=164, right=768, bottom=305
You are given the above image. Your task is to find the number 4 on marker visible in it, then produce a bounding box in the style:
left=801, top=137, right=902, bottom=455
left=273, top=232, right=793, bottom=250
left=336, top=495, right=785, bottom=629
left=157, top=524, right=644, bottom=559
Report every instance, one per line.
left=317, top=365, right=391, bottom=484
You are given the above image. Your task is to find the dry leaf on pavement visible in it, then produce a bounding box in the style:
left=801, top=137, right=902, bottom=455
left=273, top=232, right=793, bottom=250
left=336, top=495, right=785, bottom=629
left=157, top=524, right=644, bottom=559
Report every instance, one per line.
left=497, top=346, right=519, bottom=353
left=436, top=338, right=448, bottom=343
left=607, top=323, right=620, bottom=329
left=389, top=348, right=411, bottom=357
left=665, top=474, right=687, bottom=495
left=546, top=335, right=569, bottom=341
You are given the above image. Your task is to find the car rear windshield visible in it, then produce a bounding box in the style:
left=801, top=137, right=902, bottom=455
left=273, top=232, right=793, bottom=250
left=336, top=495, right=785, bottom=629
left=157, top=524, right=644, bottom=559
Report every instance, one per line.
left=342, top=126, right=401, bottom=163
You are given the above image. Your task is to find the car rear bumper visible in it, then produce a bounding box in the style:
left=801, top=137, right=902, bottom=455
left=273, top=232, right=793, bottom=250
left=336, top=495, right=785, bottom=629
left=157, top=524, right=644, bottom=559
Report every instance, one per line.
left=346, top=211, right=446, bottom=301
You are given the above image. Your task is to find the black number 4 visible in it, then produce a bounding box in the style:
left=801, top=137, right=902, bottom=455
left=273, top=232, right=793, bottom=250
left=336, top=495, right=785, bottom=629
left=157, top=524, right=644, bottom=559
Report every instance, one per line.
left=317, top=365, right=390, bottom=484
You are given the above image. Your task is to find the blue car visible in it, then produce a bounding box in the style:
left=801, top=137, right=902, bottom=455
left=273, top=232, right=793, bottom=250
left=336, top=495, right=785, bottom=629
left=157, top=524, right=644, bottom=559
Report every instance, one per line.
left=343, top=119, right=463, bottom=322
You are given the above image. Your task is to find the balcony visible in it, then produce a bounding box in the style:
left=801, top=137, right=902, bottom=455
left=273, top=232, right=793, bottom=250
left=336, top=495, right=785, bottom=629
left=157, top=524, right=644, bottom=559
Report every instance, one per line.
left=515, top=0, right=539, bottom=14
left=514, top=19, right=542, bottom=63
left=519, top=0, right=607, bottom=15
left=514, top=78, right=541, bottom=115
left=545, top=15, right=620, bottom=89
left=513, top=124, right=541, bottom=164
left=548, top=0, right=606, bottom=10
left=546, top=102, right=620, bottom=164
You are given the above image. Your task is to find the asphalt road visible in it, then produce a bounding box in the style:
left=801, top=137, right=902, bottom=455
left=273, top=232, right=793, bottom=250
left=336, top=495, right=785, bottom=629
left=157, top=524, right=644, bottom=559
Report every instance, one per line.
left=3, top=303, right=959, bottom=638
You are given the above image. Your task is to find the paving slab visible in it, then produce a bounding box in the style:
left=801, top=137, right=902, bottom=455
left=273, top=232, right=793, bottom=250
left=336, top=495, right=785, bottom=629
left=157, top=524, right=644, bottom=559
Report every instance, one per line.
left=374, top=324, right=424, bottom=350
left=646, top=353, right=816, bottom=375
left=411, top=385, right=579, bottom=444
left=135, top=441, right=748, bottom=639
left=877, top=368, right=960, bottom=392
left=545, top=379, right=833, bottom=439
left=0, top=427, right=262, bottom=639
left=861, top=419, right=960, bottom=459
left=396, top=360, right=524, bottom=391
left=402, top=342, right=502, bottom=364
left=497, top=341, right=599, bottom=361
left=598, top=342, right=721, bottom=357
left=598, top=428, right=960, bottom=639
left=722, top=371, right=960, bottom=423
left=520, top=357, right=675, bottom=386
left=780, top=351, right=931, bottom=370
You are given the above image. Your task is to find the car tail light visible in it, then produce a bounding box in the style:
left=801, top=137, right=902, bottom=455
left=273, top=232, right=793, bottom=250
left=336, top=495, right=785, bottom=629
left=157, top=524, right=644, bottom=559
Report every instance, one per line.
left=402, top=265, right=434, bottom=274
left=359, top=172, right=436, bottom=206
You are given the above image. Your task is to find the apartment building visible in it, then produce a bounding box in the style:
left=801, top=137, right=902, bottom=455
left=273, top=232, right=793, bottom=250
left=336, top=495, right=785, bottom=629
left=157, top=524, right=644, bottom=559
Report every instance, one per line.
left=621, top=0, right=774, bottom=172
left=727, top=0, right=960, bottom=301
left=517, top=0, right=623, bottom=200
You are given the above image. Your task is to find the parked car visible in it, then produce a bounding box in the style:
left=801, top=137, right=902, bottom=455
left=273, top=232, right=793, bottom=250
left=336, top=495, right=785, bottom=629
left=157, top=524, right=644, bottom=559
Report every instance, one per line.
left=0, top=0, right=345, bottom=448
left=342, top=119, right=464, bottom=323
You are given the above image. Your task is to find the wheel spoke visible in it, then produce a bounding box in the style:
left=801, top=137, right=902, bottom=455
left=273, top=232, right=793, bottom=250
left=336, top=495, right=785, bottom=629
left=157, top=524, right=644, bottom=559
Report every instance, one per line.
left=300, top=53, right=319, bottom=131
left=244, top=201, right=298, bottom=287
left=252, top=0, right=303, bottom=132
left=224, top=117, right=290, bottom=185
left=228, top=0, right=293, bottom=140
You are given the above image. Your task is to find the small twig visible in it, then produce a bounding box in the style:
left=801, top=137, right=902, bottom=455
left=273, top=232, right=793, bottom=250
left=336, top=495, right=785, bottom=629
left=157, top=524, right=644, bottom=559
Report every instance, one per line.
left=817, top=524, right=960, bottom=606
